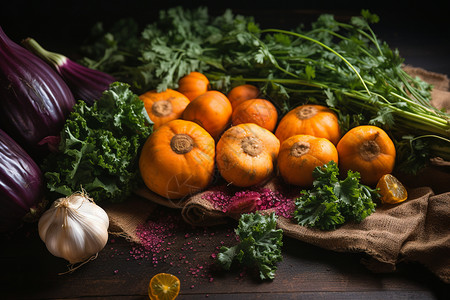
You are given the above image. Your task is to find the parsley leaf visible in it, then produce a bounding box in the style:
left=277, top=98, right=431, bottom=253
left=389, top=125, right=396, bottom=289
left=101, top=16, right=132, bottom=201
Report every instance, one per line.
left=294, top=161, right=378, bottom=231
left=217, top=212, right=283, bottom=280
left=79, top=7, right=450, bottom=172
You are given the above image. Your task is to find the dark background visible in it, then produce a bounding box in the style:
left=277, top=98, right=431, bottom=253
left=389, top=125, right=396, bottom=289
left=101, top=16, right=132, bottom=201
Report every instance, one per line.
left=1, top=0, right=449, bottom=76
left=1, top=3, right=450, bottom=299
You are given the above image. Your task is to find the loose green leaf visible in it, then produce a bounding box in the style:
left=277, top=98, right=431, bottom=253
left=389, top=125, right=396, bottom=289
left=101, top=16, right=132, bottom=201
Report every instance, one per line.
left=294, top=161, right=378, bottom=230
left=217, top=212, right=283, bottom=280
left=305, top=65, right=316, bottom=80
left=41, top=82, right=153, bottom=203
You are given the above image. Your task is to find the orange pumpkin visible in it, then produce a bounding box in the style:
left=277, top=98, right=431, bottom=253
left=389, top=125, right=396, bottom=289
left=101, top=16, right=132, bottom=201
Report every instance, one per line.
left=232, top=98, right=278, bottom=132
left=336, top=125, right=396, bottom=186
left=216, top=123, right=280, bottom=187
left=277, top=135, right=338, bottom=186
left=177, top=72, right=210, bottom=101
left=227, top=84, right=260, bottom=110
left=139, top=89, right=190, bottom=129
left=275, top=104, right=341, bottom=145
left=182, top=90, right=232, bottom=140
left=139, top=119, right=215, bottom=199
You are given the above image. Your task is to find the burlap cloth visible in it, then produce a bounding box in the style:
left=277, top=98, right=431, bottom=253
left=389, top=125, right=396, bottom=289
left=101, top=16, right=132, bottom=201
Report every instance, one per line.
left=105, top=67, right=450, bottom=283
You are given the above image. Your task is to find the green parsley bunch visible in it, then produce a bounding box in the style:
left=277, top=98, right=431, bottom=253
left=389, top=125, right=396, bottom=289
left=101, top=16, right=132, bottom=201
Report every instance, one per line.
left=294, top=161, right=378, bottom=231
left=217, top=212, right=283, bottom=280
left=79, top=7, right=450, bottom=173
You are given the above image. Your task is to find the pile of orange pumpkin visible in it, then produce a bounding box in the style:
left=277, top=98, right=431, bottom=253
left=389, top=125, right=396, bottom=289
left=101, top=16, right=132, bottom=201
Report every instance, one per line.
left=138, top=71, right=398, bottom=202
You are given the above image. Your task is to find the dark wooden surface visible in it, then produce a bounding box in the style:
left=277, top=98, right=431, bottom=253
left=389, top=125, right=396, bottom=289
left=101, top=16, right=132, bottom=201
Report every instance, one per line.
left=1, top=187, right=449, bottom=300
left=1, top=2, right=450, bottom=299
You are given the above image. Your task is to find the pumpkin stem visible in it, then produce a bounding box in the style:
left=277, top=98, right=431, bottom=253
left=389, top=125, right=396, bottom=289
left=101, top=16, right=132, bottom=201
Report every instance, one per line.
left=171, top=134, right=194, bottom=154
left=296, top=105, right=317, bottom=120
left=152, top=100, right=173, bottom=117
left=290, top=141, right=310, bottom=157
left=241, top=136, right=263, bottom=157
left=359, top=132, right=381, bottom=161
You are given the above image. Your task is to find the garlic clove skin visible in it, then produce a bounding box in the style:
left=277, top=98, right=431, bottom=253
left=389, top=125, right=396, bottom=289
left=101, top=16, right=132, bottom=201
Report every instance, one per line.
left=38, top=193, right=109, bottom=264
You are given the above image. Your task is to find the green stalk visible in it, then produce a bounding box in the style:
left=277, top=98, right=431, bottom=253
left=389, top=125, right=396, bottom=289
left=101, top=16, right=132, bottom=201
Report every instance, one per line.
left=284, top=88, right=330, bottom=94
left=335, top=21, right=383, bottom=56
left=23, top=38, right=67, bottom=67
left=211, top=75, right=330, bottom=89
left=390, top=91, right=448, bottom=119
left=344, top=90, right=449, bottom=129
left=365, top=27, right=383, bottom=56
left=393, top=69, right=432, bottom=104
left=251, top=33, right=299, bottom=79
left=273, top=57, right=341, bottom=77
left=212, top=72, right=449, bottom=136
left=347, top=100, right=449, bottom=136
left=308, top=27, right=380, bottom=61
left=260, top=29, right=372, bottom=95
left=357, top=76, right=448, bottom=122
left=308, top=28, right=351, bottom=43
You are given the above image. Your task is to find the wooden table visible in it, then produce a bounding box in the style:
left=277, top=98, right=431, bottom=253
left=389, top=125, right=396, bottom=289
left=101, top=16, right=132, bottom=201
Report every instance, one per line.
left=1, top=4, right=449, bottom=299
left=1, top=217, right=449, bottom=300
left=1, top=180, right=449, bottom=300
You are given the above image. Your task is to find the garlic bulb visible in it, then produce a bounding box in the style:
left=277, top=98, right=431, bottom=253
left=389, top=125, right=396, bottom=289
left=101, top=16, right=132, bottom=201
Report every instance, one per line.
left=38, top=192, right=109, bottom=264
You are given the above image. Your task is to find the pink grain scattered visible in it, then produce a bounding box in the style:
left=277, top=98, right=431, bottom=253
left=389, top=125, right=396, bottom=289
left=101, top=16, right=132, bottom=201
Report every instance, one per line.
left=202, top=187, right=295, bottom=219
left=120, top=207, right=237, bottom=290
left=133, top=211, right=180, bottom=256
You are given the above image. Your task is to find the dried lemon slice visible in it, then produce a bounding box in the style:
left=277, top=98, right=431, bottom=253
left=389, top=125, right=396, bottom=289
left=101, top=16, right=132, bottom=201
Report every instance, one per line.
left=148, top=273, right=180, bottom=300
left=376, top=174, right=408, bottom=204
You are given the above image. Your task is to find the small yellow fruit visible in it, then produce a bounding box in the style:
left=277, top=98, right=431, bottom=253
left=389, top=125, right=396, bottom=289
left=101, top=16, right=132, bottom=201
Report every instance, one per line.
left=376, top=174, right=408, bottom=204
left=148, top=273, right=180, bottom=300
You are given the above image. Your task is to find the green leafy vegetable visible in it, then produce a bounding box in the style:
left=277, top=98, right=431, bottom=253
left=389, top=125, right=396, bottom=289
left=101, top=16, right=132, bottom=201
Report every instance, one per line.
left=217, top=212, right=283, bottom=280
left=79, top=7, right=450, bottom=172
left=294, top=161, right=378, bottom=231
left=41, top=82, right=153, bottom=203
left=79, top=7, right=224, bottom=93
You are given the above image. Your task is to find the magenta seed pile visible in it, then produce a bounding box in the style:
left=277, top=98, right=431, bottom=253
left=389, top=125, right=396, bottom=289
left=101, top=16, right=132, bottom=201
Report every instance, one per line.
left=202, top=187, right=295, bottom=219
left=109, top=207, right=238, bottom=288
left=107, top=185, right=296, bottom=290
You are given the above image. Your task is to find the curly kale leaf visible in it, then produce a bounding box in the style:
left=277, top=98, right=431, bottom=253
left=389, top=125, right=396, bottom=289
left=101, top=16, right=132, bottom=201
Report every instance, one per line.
left=217, top=212, right=283, bottom=280
left=41, top=82, right=153, bottom=203
left=294, top=161, right=378, bottom=230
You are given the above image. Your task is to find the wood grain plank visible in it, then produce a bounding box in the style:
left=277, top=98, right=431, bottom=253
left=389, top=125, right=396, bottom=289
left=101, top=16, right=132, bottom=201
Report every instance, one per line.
left=2, top=219, right=448, bottom=299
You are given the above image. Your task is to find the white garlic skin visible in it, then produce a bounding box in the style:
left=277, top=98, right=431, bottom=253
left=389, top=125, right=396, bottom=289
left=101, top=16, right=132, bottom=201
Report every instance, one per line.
left=38, top=193, right=109, bottom=264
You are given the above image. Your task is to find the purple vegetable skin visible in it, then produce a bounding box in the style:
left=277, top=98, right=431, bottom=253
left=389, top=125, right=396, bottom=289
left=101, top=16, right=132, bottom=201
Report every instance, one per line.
left=23, top=37, right=116, bottom=105
left=0, top=129, right=45, bottom=233
left=0, top=26, right=76, bottom=155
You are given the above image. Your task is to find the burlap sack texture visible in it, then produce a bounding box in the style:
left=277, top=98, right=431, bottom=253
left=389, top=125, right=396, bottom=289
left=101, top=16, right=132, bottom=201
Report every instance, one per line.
left=105, top=67, right=450, bottom=283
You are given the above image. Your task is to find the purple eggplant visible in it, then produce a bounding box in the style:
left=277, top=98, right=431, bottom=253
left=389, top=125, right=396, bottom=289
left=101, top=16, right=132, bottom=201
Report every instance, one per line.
left=22, top=38, right=116, bottom=105
left=0, top=129, right=45, bottom=233
left=0, top=26, right=76, bottom=155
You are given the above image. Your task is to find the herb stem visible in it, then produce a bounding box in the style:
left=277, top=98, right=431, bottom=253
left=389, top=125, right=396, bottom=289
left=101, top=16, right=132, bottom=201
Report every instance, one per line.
left=365, top=27, right=383, bottom=56
left=216, top=72, right=449, bottom=136
left=335, top=21, right=382, bottom=55
left=351, top=101, right=449, bottom=136
left=225, top=76, right=329, bottom=89
left=390, top=91, right=447, bottom=119
left=260, top=29, right=372, bottom=95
